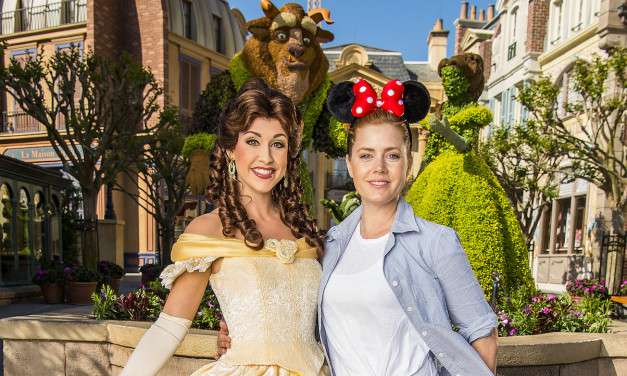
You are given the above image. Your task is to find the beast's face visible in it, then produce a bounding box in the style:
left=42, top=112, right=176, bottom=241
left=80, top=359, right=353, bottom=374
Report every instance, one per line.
left=244, top=1, right=334, bottom=104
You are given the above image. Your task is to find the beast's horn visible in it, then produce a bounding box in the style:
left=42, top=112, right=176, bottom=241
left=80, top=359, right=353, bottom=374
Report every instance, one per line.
left=261, top=0, right=280, bottom=19
left=307, top=8, right=334, bottom=24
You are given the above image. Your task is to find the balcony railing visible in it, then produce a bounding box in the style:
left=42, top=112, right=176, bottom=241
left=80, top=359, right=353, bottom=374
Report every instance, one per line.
left=0, top=111, right=65, bottom=134
left=0, top=0, right=87, bottom=35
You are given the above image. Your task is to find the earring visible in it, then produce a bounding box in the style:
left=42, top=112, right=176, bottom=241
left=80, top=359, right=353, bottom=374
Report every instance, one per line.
left=283, top=177, right=288, bottom=188
left=228, top=159, right=237, bottom=180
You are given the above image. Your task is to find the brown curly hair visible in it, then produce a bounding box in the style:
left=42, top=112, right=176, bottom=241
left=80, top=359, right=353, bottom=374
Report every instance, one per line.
left=207, top=78, right=324, bottom=256
left=437, top=53, right=485, bottom=102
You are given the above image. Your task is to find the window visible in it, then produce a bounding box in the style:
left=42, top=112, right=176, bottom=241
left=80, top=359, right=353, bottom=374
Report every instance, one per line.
left=507, top=42, right=517, bottom=60
left=555, top=197, right=571, bottom=252
left=213, top=14, right=224, bottom=54
left=510, top=7, right=518, bottom=42
left=55, top=42, right=84, bottom=108
left=499, top=88, right=517, bottom=127
left=573, top=196, right=586, bottom=252
left=8, top=49, right=38, bottom=132
left=16, top=188, right=31, bottom=282
left=33, top=192, right=44, bottom=261
left=551, top=1, right=563, bottom=45
left=0, top=184, right=14, bottom=281
left=571, top=0, right=584, bottom=32
left=179, top=55, right=201, bottom=114
left=182, top=0, right=194, bottom=40
left=557, top=67, right=583, bottom=118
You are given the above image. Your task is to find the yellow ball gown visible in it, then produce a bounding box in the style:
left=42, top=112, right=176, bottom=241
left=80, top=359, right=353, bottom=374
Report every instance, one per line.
left=160, top=234, right=328, bottom=376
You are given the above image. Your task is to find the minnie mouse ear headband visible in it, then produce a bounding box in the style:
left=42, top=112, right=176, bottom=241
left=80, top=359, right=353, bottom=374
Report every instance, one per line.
left=326, top=79, right=431, bottom=124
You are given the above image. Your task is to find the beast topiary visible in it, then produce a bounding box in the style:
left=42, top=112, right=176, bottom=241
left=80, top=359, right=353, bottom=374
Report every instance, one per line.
left=187, top=1, right=346, bottom=203
left=406, top=53, right=533, bottom=299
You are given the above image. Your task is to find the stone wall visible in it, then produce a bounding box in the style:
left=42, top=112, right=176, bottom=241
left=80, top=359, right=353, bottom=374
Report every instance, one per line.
left=1, top=315, right=626, bottom=376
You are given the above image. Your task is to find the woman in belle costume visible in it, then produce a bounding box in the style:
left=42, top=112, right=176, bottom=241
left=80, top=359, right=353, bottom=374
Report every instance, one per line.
left=121, top=78, right=327, bottom=376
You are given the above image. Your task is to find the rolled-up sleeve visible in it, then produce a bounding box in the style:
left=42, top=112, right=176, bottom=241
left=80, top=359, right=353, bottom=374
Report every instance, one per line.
left=433, top=227, right=497, bottom=343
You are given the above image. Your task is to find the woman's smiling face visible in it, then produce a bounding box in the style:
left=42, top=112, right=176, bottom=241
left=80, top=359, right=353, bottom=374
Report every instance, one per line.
left=228, top=117, right=289, bottom=197
left=346, top=121, right=411, bottom=207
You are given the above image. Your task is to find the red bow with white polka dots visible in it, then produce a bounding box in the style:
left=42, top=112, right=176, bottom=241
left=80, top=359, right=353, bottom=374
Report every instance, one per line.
left=351, top=79, right=405, bottom=119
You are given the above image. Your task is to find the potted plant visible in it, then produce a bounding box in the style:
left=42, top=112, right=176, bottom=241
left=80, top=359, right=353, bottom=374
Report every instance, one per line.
left=65, top=265, right=100, bottom=304
left=139, top=263, right=162, bottom=286
left=32, top=261, right=65, bottom=304
left=565, top=277, right=609, bottom=304
left=97, top=260, right=125, bottom=293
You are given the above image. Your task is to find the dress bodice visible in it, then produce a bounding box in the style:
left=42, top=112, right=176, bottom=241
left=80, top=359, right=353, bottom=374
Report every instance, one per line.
left=212, top=256, right=323, bottom=375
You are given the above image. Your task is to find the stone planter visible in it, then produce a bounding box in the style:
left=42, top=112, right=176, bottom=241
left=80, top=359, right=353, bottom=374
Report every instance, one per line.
left=67, top=281, right=98, bottom=305
left=39, top=283, right=64, bottom=304
left=0, top=315, right=626, bottom=376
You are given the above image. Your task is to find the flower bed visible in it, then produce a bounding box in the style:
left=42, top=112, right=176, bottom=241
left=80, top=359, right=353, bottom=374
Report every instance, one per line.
left=498, top=282, right=613, bottom=337
left=92, top=281, right=222, bottom=330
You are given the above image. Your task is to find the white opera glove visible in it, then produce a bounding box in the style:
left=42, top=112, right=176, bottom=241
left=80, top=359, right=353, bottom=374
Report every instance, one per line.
left=120, top=311, right=192, bottom=376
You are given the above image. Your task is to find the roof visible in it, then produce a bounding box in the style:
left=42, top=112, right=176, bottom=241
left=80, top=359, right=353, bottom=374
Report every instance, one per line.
left=324, top=43, right=441, bottom=83
left=0, top=154, right=72, bottom=188
left=324, top=44, right=400, bottom=54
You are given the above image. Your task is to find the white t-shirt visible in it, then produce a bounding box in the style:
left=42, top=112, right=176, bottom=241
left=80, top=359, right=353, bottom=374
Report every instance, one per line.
left=322, top=223, right=436, bottom=376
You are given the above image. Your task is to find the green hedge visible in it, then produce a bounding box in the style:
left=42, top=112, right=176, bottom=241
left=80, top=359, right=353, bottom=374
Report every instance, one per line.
left=299, top=157, right=314, bottom=210
left=406, top=150, right=533, bottom=298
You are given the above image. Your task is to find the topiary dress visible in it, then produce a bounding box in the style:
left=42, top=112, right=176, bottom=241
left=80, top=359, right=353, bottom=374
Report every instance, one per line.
left=406, top=54, right=533, bottom=298
left=160, top=234, right=328, bottom=376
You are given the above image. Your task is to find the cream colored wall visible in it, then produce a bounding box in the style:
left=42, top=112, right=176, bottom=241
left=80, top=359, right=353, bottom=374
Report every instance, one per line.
left=1, top=25, right=86, bottom=113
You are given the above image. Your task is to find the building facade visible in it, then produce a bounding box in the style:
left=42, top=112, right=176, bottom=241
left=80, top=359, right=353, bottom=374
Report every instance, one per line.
left=453, top=0, right=626, bottom=292
left=0, top=0, right=245, bottom=276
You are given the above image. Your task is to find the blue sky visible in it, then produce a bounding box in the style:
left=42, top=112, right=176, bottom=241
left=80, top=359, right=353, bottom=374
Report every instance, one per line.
left=227, top=0, right=496, bottom=61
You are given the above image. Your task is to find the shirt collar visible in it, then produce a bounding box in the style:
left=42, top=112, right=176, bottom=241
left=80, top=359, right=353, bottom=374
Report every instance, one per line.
left=326, top=197, right=421, bottom=241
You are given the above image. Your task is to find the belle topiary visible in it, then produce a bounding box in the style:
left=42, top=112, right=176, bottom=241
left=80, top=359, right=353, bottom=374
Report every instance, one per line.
left=406, top=53, right=533, bottom=299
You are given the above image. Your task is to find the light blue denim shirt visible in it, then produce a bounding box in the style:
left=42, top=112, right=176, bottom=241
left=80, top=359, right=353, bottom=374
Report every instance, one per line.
left=317, top=198, right=497, bottom=376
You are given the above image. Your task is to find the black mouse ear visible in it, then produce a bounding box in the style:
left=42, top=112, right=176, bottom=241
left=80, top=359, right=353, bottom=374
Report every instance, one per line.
left=403, top=80, right=431, bottom=123
left=326, top=81, right=356, bottom=124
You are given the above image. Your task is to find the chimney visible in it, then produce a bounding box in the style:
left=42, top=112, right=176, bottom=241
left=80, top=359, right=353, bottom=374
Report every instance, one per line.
left=460, top=1, right=468, bottom=20
left=480, top=9, right=486, bottom=21
left=470, top=4, right=477, bottom=20
left=487, top=5, right=495, bottom=21
left=428, top=18, right=449, bottom=71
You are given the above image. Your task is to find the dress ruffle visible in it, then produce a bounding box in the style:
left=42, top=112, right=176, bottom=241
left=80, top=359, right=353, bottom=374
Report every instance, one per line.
left=159, top=256, right=217, bottom=289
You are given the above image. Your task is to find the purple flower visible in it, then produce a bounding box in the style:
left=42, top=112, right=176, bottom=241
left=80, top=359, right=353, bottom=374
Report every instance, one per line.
left=508, top=328, right=519, bottom=336
left=584, top=287, right=592, bottom=294
left=547, top=294, right=556, bottom=302
left=541, top=307, right=551, bottom=315
left=64, top=266, right=72, bottom=274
